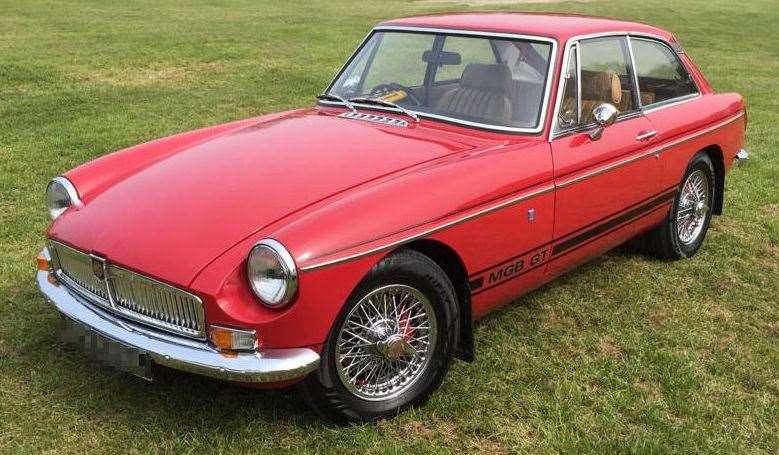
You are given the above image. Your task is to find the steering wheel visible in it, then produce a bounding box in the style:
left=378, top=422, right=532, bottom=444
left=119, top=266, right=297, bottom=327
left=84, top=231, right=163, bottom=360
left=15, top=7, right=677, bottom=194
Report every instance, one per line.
left=369, top=83, right=422, bottom=106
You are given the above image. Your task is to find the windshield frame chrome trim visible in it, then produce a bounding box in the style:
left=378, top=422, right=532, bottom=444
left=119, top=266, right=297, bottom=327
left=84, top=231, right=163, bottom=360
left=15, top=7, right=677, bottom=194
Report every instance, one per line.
left=320, top=25, right=558, bottom=135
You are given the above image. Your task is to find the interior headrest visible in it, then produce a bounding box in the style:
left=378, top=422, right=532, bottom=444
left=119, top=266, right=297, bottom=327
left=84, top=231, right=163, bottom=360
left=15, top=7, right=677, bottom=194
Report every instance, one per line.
left=581, top=70, right=622, bottom=105
left=461, top=64, right=511, bottom=92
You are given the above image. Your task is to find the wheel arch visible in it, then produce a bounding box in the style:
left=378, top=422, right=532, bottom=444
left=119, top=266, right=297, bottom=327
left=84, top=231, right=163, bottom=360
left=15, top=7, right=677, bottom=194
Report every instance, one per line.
left=401, top=239, right=474, bottom=362
left=700, top=144, right=725, bottom=215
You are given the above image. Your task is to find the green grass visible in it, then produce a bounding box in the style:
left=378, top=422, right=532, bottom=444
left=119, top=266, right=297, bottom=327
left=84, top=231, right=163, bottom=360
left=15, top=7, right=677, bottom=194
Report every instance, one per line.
left=1, top=0, right=777, bottom=453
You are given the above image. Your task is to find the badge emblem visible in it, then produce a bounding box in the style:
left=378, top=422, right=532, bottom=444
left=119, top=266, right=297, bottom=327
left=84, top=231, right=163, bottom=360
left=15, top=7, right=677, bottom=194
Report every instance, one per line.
left=90, top=256, right=105, bottom=279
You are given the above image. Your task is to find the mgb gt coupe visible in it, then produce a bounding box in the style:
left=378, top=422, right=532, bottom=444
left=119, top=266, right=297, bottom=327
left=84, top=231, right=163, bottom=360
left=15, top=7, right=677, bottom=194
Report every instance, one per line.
left=37, top=13, right=747, bottom=422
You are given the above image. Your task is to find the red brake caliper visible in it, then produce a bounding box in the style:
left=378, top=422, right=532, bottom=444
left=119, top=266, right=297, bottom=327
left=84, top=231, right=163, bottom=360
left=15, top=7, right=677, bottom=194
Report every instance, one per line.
left=399, top=306, right=413, bottom=341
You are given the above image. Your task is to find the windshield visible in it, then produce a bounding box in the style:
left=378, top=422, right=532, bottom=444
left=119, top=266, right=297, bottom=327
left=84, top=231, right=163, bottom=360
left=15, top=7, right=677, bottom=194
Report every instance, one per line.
left=326, top=30, right=554, bottom=131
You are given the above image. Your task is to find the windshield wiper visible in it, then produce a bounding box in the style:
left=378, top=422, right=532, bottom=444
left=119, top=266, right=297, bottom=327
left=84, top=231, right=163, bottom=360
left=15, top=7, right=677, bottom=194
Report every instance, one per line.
left=348, top=97, right=420, bottom=123
left=316, top=93, right=356, bottom=113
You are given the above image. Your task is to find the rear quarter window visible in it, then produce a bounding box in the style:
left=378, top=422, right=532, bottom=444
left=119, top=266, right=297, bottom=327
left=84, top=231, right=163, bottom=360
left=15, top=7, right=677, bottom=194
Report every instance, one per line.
left=631, top=38, right=698, bottom=106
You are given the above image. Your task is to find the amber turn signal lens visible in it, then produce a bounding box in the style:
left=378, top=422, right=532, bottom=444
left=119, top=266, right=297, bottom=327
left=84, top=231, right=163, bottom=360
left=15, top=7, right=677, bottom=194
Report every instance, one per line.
left=208, top=325, right=257, bottom=352
left=37, top=254, right=50, bottom=271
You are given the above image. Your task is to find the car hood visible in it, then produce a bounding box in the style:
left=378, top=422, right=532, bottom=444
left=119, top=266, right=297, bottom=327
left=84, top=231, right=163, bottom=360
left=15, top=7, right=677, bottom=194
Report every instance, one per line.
left=50, top=108, right=487, bottom=286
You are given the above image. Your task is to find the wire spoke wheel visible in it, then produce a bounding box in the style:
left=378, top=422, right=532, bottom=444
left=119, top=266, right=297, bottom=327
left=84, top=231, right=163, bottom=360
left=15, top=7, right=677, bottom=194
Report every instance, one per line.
left=335, top=284, right=437, bottom=401
left=677, top=169, right=710, bottom=245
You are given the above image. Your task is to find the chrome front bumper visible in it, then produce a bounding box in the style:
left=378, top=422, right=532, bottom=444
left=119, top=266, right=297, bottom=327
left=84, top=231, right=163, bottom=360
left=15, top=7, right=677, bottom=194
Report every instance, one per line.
left=37, top=268, right=319, bottom=383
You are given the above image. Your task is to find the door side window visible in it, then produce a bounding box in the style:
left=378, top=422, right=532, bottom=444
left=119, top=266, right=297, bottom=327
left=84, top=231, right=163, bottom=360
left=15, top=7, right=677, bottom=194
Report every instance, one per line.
left=578, top=37, right=638, bottom=124
left=630, top=38, right=698, bottom=106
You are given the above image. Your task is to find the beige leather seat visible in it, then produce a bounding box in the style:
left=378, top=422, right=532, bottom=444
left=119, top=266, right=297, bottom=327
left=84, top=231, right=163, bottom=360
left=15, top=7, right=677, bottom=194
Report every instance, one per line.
left=559, top=70, right=622, bottom=125
left=580, top=70, right=623, bottom=123
left=560, top=71, right=655, bottom=126
left=435, top=64, right=513, bottom=124
left=640, top=91, right=656, bottom=106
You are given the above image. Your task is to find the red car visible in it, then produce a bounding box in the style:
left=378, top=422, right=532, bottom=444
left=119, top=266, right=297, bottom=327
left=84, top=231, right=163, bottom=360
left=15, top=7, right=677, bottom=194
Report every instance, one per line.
left=38, top=12, right=747, bottom=422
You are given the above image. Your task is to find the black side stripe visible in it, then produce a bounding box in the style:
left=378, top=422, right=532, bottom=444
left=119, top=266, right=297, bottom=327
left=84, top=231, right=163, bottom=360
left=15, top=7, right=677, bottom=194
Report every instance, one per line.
left=468, top=186, right=678, bottom=293
left=468, top=277, right=484, bottom=290
left=551, top=188, right=677, bottom=256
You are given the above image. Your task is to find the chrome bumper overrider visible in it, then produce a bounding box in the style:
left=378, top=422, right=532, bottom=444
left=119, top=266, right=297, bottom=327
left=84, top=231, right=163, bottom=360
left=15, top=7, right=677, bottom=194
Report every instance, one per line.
left=36, top=268, right=319, bottom=383
left=735, top=148, right=749, bottom=165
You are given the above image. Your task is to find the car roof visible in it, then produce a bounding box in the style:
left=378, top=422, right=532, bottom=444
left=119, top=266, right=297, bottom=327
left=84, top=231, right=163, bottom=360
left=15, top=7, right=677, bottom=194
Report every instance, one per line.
left=379, top=12, right=674, bottom=43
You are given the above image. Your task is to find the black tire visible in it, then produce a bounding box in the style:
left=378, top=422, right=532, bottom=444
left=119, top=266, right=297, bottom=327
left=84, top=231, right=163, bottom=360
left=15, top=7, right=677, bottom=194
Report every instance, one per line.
left=298, top=249, right=459, bottom=424
left=642, top=152, right=716, bottom=260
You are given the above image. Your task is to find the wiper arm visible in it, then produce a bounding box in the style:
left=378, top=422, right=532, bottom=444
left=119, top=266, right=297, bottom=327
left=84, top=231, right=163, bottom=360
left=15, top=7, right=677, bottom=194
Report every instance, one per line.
left=316, top=93, right=356, bottom=113
left=348, top=97, right=420, bottom=123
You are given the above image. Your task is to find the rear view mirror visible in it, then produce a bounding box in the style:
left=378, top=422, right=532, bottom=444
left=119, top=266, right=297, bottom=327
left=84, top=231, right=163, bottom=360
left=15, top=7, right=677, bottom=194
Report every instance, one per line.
left=422, top=50, right=462, bottom=66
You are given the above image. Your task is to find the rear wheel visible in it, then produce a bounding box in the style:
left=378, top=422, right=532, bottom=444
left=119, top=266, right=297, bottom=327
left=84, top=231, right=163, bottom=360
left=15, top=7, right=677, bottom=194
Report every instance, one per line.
left=299, top=249, right=459, bottom=423
left=642, top=152, right=715, bottom=259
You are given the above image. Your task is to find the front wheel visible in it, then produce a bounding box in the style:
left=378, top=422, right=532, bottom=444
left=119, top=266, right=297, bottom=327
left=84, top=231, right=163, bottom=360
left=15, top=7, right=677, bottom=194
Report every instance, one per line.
left=642, top=152, right=716, bottom=259
left=299, top=249, right=459, bottom=423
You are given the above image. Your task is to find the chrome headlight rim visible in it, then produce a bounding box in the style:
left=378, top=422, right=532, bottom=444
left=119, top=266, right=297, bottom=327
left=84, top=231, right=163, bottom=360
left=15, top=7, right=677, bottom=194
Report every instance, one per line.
left=246, top=239, right=299, bottom=308
left=46, top=176, right=82, bottom=220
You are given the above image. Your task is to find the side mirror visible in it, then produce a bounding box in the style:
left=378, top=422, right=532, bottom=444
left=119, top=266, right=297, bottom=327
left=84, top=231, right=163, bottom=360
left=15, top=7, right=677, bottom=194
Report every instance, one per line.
left=588, top=103, right=618, bottom=140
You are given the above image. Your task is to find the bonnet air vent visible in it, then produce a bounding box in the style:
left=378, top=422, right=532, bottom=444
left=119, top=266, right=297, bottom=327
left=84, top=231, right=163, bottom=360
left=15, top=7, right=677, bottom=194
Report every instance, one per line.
left=338, top=111, right=408, bottom=127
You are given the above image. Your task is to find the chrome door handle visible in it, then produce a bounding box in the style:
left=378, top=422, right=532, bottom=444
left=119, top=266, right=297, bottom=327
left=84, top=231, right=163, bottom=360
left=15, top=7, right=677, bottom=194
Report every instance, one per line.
left=636, top=130, right=657, bottom=141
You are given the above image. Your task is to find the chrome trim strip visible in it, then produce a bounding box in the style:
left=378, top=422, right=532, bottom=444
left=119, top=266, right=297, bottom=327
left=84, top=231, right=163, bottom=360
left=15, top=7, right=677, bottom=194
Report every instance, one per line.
left=626, top=35, right=642, bottom=108
left=93, top=253, right=116, bottom=310
left=556, top=112, right=744, bottom=188
left=575, top=42, right=582, bottom=122
left=550, top=32, right=577, bottom=135
left=300, top=183, right=555, bottom=271
left=37, top=264, right=319, bottom=383
left=372, top=25, right=557, bottom=47
left=641, top=93, right=701, bottom=113
left=320, top=25, right=558, bottom=134
left=56, top=269, right=109, bottom=305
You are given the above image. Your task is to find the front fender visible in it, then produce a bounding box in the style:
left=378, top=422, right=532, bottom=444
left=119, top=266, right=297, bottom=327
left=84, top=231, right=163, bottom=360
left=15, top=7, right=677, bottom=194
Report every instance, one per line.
left=189, top=232, right=384, bottom=349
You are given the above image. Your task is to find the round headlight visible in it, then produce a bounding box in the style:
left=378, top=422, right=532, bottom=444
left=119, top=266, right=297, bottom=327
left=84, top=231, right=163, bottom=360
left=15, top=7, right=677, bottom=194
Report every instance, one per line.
left=246, top=239, right=298, bottom=308
left=46, top=177, right=81, bottom=220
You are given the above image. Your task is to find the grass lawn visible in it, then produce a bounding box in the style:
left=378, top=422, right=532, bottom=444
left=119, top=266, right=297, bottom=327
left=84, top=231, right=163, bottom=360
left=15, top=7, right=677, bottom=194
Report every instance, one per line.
left=1, top=0, right=777, bottom=453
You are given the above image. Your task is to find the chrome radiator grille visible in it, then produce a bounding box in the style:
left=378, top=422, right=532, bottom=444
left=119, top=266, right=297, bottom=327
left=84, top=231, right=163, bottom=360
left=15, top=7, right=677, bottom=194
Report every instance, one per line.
left=109, top=266, right=205, bottom=337
left=49, top=241, right=205, bottom=339
left=53, top=242, right=109, bottom=300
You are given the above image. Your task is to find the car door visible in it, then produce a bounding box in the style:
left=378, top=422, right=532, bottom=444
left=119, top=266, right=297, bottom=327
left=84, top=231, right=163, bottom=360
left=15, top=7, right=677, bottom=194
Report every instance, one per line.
left=549, top=36, right=663, bottom=270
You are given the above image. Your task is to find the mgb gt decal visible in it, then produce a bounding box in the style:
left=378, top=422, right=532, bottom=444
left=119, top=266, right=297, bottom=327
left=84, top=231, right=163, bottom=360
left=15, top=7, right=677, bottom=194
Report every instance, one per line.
left=466, top=186, right=679, bottom=295
left=469, top=248, right=550, bottom=294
